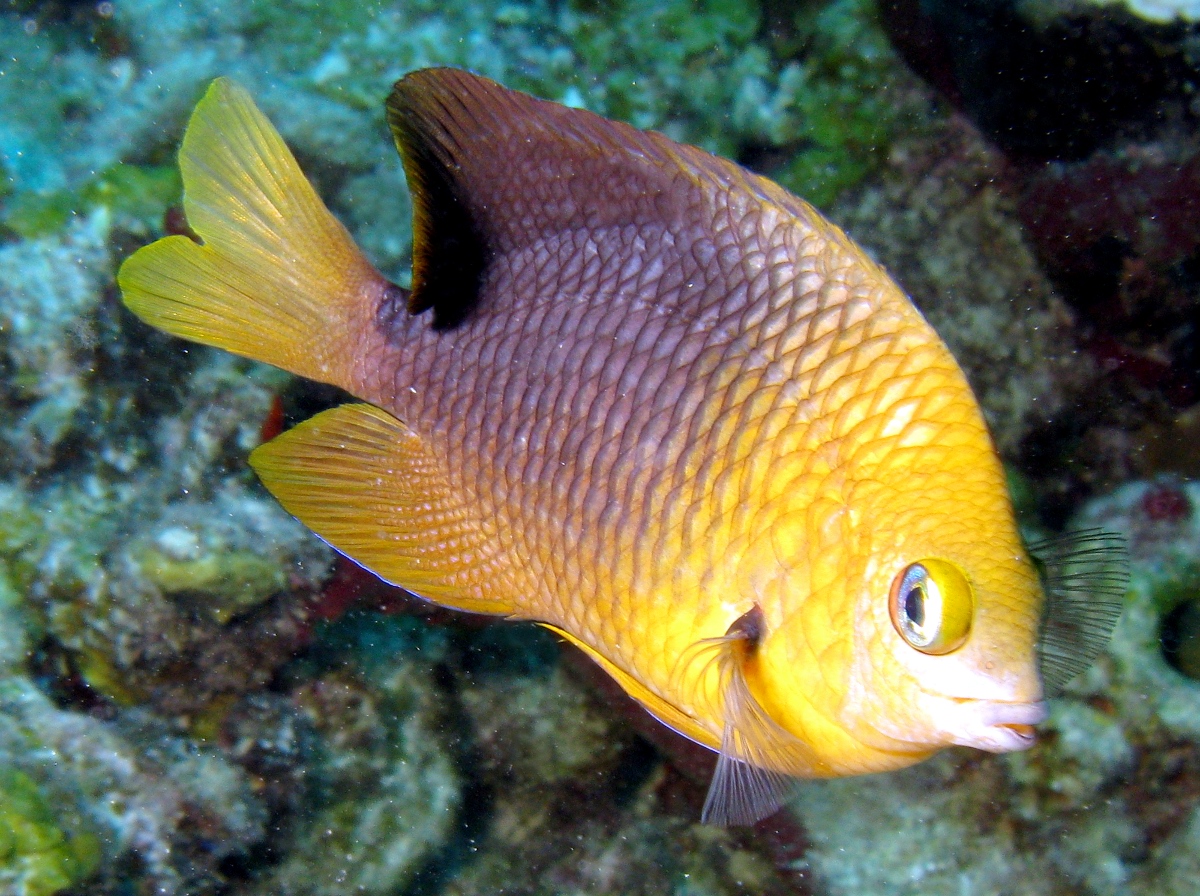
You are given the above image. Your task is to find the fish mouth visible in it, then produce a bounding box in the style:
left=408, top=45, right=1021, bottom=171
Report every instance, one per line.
left=948, top=700, right=1048, bottom=753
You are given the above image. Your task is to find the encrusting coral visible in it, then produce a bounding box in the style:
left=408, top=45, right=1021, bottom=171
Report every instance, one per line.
left=0, top=0, right=1197, bottom=893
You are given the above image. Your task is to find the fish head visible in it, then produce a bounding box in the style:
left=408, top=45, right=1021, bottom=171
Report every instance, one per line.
left=750, top=400, right=1048, bottom=774
left=845, top=528, right=1049, bottom=759
left=838, top=421, right=1050, bottom=761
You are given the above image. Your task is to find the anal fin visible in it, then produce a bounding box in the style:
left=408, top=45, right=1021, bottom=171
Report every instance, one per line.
left=539, top=623, right=718, bottom=751
left=250, top=403, right=515, bottom=615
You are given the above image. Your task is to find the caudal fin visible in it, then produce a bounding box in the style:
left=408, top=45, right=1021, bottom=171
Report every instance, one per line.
left=118, top=78, right=394, bottom=387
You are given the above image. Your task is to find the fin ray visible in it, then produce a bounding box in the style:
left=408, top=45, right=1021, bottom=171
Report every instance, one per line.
left=703, top=737, right=793, bottom=828
left=250, top=403, right=514, bottom=615
left=1030, top=528, right=1128, bottom=693
left=119, top=78, right=393, bottom=388
left=681, top=610, right=823, bottom=825
left=698, top=632, right=803, bottom=826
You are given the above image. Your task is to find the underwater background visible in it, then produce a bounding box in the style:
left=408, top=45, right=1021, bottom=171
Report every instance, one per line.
left=3, top=0, right=1200, bottom=893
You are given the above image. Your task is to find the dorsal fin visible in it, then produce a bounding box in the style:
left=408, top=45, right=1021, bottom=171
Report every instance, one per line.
left=385, top=68, right=758, bottom=329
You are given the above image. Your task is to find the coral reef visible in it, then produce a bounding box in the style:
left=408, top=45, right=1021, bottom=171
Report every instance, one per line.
left=247, top=614, right=465, bottom=896
left=0, top=208, right=316, bottom=891
left=880, top=0, right=1200, bottom=522
left=0, top=671, right=267, bottom=894
left=758, top=0, right=924, bottom=207
left=0, top=210, right=113, bottom=474
left=4, top=0, right=918, bottom=274
left=1, top=0, right=1198, bottom=893
left=0, top=579, right=100, bottom=896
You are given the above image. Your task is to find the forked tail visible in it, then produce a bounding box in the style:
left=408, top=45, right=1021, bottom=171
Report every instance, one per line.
left=118, top=78, right=394, bottom=388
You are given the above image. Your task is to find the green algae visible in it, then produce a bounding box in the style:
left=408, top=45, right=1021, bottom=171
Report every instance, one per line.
left=0, top=768, right=101, bottom=896
left=0, top=488, right=45, bottom=598
left=2, top=163, right=181, bottom=239
left=133, top=539, right=289, bottom=625
left=0, top=562, right=32, bottom=675
left=0, top=677, right=268, bottom=893
left=770, top=0, right=911, bottom=207
left=562, top=0, right=763, bottom=150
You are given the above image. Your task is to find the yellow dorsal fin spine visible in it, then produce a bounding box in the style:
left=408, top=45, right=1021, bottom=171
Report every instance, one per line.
left=118, top=78, right=392, bottom=388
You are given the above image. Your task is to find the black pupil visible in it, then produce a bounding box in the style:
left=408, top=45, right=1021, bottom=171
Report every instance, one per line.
left=905, top=585, right=925, bottom=627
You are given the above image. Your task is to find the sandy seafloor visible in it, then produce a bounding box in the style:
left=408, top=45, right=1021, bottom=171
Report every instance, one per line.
left=3, top=0, right=1200, bottom=893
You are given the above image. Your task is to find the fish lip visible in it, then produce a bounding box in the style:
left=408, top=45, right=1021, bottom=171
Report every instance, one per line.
left=949, top=700, right=1048, bottom=753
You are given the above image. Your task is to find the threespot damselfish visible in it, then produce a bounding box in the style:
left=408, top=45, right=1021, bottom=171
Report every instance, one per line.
left=119, top=69, right=1127, bottom=825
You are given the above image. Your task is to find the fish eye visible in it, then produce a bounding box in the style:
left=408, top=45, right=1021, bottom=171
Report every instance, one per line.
left=889, top=559, right=974, bottom=655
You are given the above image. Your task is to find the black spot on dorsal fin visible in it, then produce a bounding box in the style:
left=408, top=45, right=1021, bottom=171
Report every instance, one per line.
left=385, top=67, right=740, bottom=331
left=387, top=72, right=492, bottom=330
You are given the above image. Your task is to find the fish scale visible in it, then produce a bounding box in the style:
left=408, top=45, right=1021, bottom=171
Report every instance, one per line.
left=118, top=69, right=1125, bottom=826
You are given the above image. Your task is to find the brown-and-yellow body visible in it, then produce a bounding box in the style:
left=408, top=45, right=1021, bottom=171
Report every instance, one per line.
left=119, top=70, right=1065, bottom=824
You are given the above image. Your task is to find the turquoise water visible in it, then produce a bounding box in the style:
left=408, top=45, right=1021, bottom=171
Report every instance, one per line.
left=1, top=1, right=1199, bottom=893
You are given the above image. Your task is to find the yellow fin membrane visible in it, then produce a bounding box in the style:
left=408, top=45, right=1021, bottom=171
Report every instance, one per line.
left=250, top=403, right=514, bottom=615
left=539, top=622, right=717, bottom=748
left=118, top=78, right=390, bottom=387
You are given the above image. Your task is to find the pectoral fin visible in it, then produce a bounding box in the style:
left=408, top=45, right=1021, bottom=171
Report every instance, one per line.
left=558, top=604, right=820, bottom=826
left=686, top=607, right=824, bottom=826
left=1031, top=528, right=1128, bottom=694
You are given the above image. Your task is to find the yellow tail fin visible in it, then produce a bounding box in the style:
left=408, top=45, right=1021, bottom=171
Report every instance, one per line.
left=118, top=78, right=391, bottom=386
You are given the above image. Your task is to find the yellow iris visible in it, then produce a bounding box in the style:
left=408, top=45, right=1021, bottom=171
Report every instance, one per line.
left=889, top=558, right=974, bottom=655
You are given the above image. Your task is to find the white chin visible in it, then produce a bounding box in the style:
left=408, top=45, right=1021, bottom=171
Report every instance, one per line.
left=947, top=700, right=1049, bottom=753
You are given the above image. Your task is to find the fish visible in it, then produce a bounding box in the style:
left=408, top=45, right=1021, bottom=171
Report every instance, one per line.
left=118, top=69, right=1127, bottom=825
